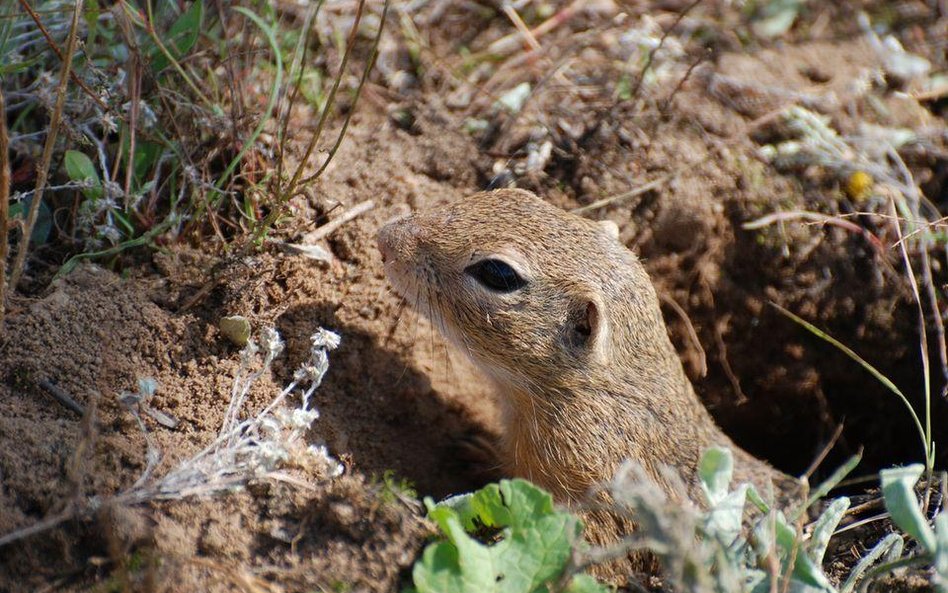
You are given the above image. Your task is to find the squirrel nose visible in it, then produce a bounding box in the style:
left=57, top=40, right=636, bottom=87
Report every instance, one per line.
left=377, top=215, right=422, bottom=263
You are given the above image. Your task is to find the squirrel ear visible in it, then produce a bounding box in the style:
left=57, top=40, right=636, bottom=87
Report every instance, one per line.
left=598, top=219, right=619, bottom=241
left=571, top=296, right=610, bottom=364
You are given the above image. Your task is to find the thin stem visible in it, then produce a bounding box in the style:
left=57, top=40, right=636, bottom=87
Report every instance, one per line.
left=9, top=0, right=84, bottom=289
left=286, top=0, right=366, bottom=193
left=298, top=0, right=390, bottom=187
left=0, top=86, right=9, bottom=328
left=131, top=0, right=214, bottom=109
left=17, top=0, right=110, bottom=112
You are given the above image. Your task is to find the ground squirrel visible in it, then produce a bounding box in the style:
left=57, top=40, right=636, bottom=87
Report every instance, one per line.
left=377, top=188, right=794, bottom=509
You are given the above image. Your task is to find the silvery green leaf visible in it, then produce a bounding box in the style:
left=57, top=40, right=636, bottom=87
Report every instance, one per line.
left=880, top=465, right=936, bottom=553
left=808, top=497, right=850, bottom=564
left=840, top=533, right=903, bottom=593
left=699, top=447, right=733, bottom=506
left=705, top=484, right=747, bottom=545
left=495, top=82, right=531, bottom=113
left=934, top=513, right=947, bottom=593
left=752, top=0, right=806, bottom=39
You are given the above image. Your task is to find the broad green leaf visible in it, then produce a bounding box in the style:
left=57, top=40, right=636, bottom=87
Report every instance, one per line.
left=497, top=479, right=556, bottom=530
left=415, top=480, right=596, bottom=593
left=64, top=150, right=103, bottom=200
left=433, top=492, right=478, bottom=531
left=500, top=513, right=580, bottom=591
left=149, top=1, right=203, bottom=72
left=470, top=482, right=512, bottom=529
left=880, top=465, right=936, bottom=553
left=699, top=447, right=733, bottom=506
left=413, top=540, right=484, bottom=593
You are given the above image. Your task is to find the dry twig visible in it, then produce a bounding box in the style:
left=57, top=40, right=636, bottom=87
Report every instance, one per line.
left=571, top=172, right=676, bottom=214
left=9, top=0, right=84, bottom=290
left=628, top=0, right=705, bottom=104
left=38, top=378, right=86, bottom=416
left=299, top=199, right=375, bottom=243
left=17, top=0, right=110, bottom=112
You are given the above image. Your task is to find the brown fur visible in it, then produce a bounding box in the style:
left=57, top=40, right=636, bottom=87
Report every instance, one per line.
left=377, top=189, right=796, bottom=576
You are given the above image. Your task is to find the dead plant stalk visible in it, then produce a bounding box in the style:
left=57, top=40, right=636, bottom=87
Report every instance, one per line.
left=8, top=0, right=84, bottom=290
left=0, top=86, right=8, bottom=327
left=17, top=0, right=109, bottom=112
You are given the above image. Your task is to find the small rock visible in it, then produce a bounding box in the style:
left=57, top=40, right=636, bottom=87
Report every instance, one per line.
left=219, top=315, right=251, bottom=347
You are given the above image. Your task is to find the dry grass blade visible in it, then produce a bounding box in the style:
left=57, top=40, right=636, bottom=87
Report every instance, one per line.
left=298, top=199, right=375, bottom=243
left=888, top=147, right=948, bottom=391
left=0, top=509, right=75, bottom=548
left=276, top=1, right=322, bottom=183
left=887, top=195, right=935, bottom=479
left=0, top=86, right=9, bottom=328
left=8, top=0, right=84, bottom=290
left=571, top=172, right=676, bottom=214
left=742, top=210, right=885, bottom=255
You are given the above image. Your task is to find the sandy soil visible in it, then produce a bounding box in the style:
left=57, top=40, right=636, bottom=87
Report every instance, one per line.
left=2, top=0, right=947, bottom=591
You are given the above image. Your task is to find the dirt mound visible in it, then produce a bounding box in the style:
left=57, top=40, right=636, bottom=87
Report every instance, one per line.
left=0, top=115, right=497, bottom=591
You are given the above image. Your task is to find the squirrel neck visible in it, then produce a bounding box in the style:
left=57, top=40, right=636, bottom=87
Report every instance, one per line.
left=491, top=337, right=774, bottom=502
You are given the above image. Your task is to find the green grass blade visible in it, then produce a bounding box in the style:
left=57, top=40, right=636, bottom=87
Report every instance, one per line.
left=799, top=452, right=862, bottom=516
left=773, top=304, right=929, bottom=466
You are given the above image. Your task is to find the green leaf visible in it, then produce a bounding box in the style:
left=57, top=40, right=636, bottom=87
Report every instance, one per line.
left=149, top=1, right=203, bottom=72
left=934, top=513, right=947, bottom=593
left=84, top=0, right=101, bottom=50
left=752, top=0, right=805, bottom=39
left=880, top=465, right=936, bottom=553
left=64, top=150, right=103, bottom=200
left=839, top=533, right=903, bottom=593
left=799, top=453, right=861, bottom=517
left=699, top=447, right=734, bottom=506
left=434, top=492, right=479, bottom=531
left=704, top=484, right=747, bottom=545
left=470, top=482, right=513, bottom=529
left=754, top=511, right=834, bottom=592
left=807, top=497, right=850, bottom=564
left=414, top=480, right=595, bottom=593
left=133, top=141, right=163, bottom=188
left=10, top=197, right=53, bottom=245
left=563, top=574, right=609, bottom=593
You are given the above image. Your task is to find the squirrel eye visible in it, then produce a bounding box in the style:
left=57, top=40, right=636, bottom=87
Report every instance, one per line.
left=465, top=259, right=527, bottom=293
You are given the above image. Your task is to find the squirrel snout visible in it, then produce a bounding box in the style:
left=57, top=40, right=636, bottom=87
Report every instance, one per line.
left=377, top=215, right=422, bottom=264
